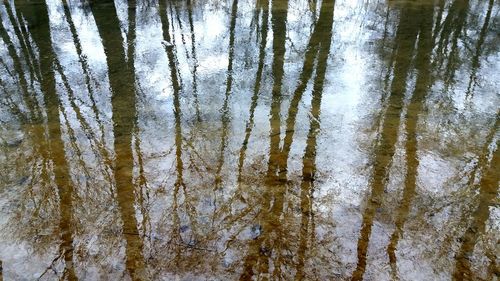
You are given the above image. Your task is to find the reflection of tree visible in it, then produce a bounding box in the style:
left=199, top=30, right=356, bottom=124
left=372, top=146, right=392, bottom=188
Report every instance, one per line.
left=430, top=0, right=498, bottom=98
left=385, top=3, right=434, bottom=279
left=89, top=1, right=145, bottom=279
left=53, top=56, right=112, bottom=186
left=60, top=0, right=108, bottom=150
left=240, top=0, right=335, bottom=279
left=239, top=0, right=288, bottom=278
left=453, top=115, right=498, bottom=280
left=2, top=1, right=39, bottom=91
left=0, top=0, right=43, bottom=249
left=434, top=0, right=469, bottom=83
left=265, top=0, right=287, bottom=183
left=352, top=4, right=421, bottom=280
left=465, top=0, right=494, bottom=98
left=354, top=1, right=498, bottom=279
left=158, top=1, right=182, bottom=262
left=215, top=0, right=239, bottom=189
left=0, top=17, right=37, bottom=121
left=158, top=0, right=202, bottom=264
left=295, top=1, right=334, bottom=277
left=280, top=0, right=335, bottom=177
left=10, top=0, right=78, bottom=278
left=187, top=0, right=201, bottom=121
left=437, top=0, right=468, bottom=41
left=237, top=0, right=269, bottom=181
left=0, top=0, right=498, bottom=279
left=3, top=1, right=123, bottom=275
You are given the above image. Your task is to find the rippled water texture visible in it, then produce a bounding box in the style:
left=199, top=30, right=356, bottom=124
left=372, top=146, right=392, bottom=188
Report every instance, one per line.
left=0, top=0, right=499, bottom=280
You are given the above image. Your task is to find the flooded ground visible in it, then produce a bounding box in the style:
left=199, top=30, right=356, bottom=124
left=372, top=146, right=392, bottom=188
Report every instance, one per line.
left=0, top=0, right=498, bottom=280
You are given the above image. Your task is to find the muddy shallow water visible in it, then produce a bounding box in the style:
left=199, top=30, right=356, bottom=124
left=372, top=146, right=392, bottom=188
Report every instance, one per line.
left=0, top=0, right=499, bottom=280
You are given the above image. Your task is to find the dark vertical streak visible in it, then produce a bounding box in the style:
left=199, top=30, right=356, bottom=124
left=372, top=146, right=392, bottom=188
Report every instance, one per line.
left=14, top=1, right=77, bottom=279
left=237, top=0, right=269, bottom=182
left=173, top=5, right=191, bottom=61
left=386, top=4, right=434, bottom=278
left=159, top=0, right=180, bottom=93
left=52, top=57, right=112, bottom=187
left=159, top=0, right=187, bottom=245
left=265, top=0, right=287, bottom=181
left=167, top=4, right=184, bottom=88
left=432, top=0, right=445, bottom=42
left=279, top=0, right=334, bottom=178
left=159, top=2, right=182, bottom=171
left=295, top=2, right=334, bottom=279
left=465, top=0, right=494, bottom=98
left=381, top=5, right=391, bottom=47
left=250, top=0, right=262, bottom=36
left=159, top=0, right=202, bottom=261
left=239, top=0, right=288, bottom=279
left=0, top=47, right=28, bottom=124
left=9, top=1, right=42, bottom=80
left=214, top=0, right=239, bottom=189
left=434, top=0, right=470, bottom=87
left=453, top=119, right=499, bottom=280
left=132, top=118, right=151, bottom=247
left=442, top=0, right=469, bottom=86
left=89, top=0, right=145, bottom=279
left=3, top=1, right=38, bottom=88
left=186, top=0, right=201, bottom=121
left=127, top=0, right=136, bottom=70
left=60, top=0, right=108, bottom=153
left=0, top=16, right=37, bottom=121
left=351, top=5, right=420, bottom=280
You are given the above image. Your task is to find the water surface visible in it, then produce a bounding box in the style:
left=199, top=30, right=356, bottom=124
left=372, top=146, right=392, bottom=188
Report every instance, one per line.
left=0, top=0, right=499, bottom=280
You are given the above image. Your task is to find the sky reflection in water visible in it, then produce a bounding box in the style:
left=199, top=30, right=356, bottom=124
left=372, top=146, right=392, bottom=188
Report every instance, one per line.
left=0, top=0, right=499, bottom=280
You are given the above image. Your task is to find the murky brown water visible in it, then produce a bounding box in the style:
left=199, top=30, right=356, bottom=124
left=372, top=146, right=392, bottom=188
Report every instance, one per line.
left=0, top=0, right=499, bottom=280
